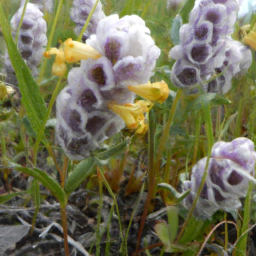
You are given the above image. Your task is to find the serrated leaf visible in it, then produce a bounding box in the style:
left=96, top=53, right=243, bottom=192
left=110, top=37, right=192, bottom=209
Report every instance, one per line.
left=180, top=0, right=196, bottom=24
left=65, top=157, right=95, bottom=195
left=171, top=15, right=182, bottom=45
left=96, top=140, right=128, bottom=160
left=4, top=162, right=67, bottom=208
left=0, top=5, right=47, bottom=134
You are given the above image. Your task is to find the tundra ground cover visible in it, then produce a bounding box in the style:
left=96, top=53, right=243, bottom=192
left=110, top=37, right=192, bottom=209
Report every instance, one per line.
left=1, top=0, right=256, bottom=255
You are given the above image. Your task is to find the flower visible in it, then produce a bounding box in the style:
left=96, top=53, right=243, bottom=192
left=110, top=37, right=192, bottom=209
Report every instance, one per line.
left=70, top=0, right=106, bottom=42
left=169, top=0, right=252, bottom=94
left=183, top=138, right=256, bottom=219
left=30, top=0, right=54, bottom=13
left=5, top=3, right=47, bottom=83
left=44, top=39, right=102, bottom=76
left=55, top=14, right=161, bottom=160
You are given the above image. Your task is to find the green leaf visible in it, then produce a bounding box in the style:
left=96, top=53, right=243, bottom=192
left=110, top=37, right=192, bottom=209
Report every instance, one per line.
left=165, top=242, right=200, bottom=253
left=0, top=5, right=47, bottom=134
left=180, top=0, right=196, bottom=24
left=167, top=206, right=179, bottom=242
left=5, top=163, right=67, bottom=208
left=186, top=93, right=216, bottom=113
left=178, top=216, right=206, bottom=244
left=171, top=15, right=182, bottom=45
left=158, top=183, right=191, bottom=203
left=95, top=140, right=128, bottom=160
left=211, top=94, right=231, bottom=106
left=0, top=191, right=30, bottom=204
left=154, top=221, right=171, bottom=246
left=64, top=157, right=95, bottom=195
left=21, top=116, right=37, bottom=138
left=30, top=179, right=41, bottom=207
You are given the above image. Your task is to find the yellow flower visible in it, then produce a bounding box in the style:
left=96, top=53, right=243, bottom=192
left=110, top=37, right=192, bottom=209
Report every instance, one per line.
left=108, top=100, right=152, bottom=131
left=127, top=80, right=169, bottom=103
left=242, top=23, right=256, bottom=51
left=44, top=38, right=102, bottom=76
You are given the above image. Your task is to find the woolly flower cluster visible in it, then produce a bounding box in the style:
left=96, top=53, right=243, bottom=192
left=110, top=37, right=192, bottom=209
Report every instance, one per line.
left=5, top=3, right=47, bottom=83
left=183, top=138, right=256, bottom=219
left=31, top=0, right=54, bottom=13
left=170, top=0, right=252, bottom=94
left=70, top=0, right=106, bottom=42
left=56, top=14, right=161, bottom=160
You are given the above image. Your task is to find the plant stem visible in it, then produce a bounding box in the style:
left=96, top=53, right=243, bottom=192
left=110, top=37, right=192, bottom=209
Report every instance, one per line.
left=176, top=100, right=214, bottom=242
left=135, top=90, right=182, bottom=254
left=38, top=0, right=64, bottom=82
left=60, top=207, right=70, bottom=256
left=192, top=114, right=201, bottom=166
left=77, top=0, right=100, bottom=42
left=15, top=0, right=29, bottom=45
left=235, top=98, right=243, bottom=138
left=33, top=76, right=63, bottom=166
left=97, top=166, right=125, bottom=254
left=224, top=212, right=228, bottom=252
left=234, top=181, right=253, bottom=255
left=61, top=156, right=69, bottom=188
left=96, top=174, right=103, bottom=256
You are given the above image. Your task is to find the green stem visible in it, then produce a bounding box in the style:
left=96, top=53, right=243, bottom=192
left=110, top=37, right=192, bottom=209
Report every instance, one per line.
left=96, top=177, right=103, bottom=256
left=77, top=0, right=100, bottom=42
left=234, top=181, right=253, bottom=255
left=33, top=76, right=63, bottom=166
left=202, top=100, right=214, bottom=152
left=105, top=204, right=115, bottom=256
left=192, top=115, right=201, bottom=166
left=97, top=166, right=125, bottom=254
left=60, top=207, right=70, bottom=256
left=235, top=98, right=244, bottom=138
left=38, top=0, right=64, bottom=82
left=176, top=100, right=214, bottom=243
left=135, top=90, right=182, bottom=254
left=156, top=89, right=183, bottom=167
left=224, top=212, right=228, bottom=252
left=15, top=0, right=29, bottom=45
left=0, top=128, right=6, bottom=156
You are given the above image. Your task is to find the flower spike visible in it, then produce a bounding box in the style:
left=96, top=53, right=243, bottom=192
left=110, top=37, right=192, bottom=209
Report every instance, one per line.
left=127, top=80, right=169, bottom=103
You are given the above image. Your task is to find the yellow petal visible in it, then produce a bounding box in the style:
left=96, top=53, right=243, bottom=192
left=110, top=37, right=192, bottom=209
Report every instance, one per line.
left=244, top=31, right=256, bottom=51
left=63, top=38, right=102, bottom=63
left=108, top=100, right=152, bottom=130
left=128, top=80, right=169, bottom=103
left=108, top=103, right=138, bottom=129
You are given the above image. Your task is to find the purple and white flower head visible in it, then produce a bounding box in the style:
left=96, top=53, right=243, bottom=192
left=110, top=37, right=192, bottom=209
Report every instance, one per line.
left=183, top=138, right=256, bottom=219
left=56, top=14, right=160, bottom=160
left=30, top=0, right=54, bottom=13
left=87, top=14, right=161, bottom=88
left=5, top=3, right=47, bottom=82
left=70, top=0, right=106, bottom=42
left=169, top=0, right=252, bottom=94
